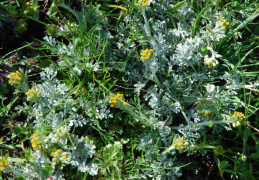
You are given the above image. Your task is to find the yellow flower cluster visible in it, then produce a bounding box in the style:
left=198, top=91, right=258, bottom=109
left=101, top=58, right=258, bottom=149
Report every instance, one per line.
left=51, top=149, right=62, bottom=158
left=213, top=146, right=225, bottom=156
left=8, top=71, right=22, bottom=85
left=195, top=99, right=216, bottom=118
left=200, top=110, right=212, bottom=118
left=55, top=126, right=68, bottom=138
left=231, top=111, right=245, bottom=127
left=172, top=138, right=188, bottom=152
left=135, top=0, right=149, bottom=7
left=204, top=57, right=219, bottom=68
left=110, top=93, right=125, bottom=107
left=61, top=152, right=68, bottom=161
left=51, top=149, right=68, bottom=162
left=140, top=49, right=156, bottom=61
left=221, top=19, right=229, bottom=29
left=31, top=133, right=42, bottom=150
left=0, top=158, right=8, bottom=171
left=26, top=86, right=41, bottom=101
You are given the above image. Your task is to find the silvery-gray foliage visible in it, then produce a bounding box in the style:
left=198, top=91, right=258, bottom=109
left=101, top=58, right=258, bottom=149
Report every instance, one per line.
left=12, top=0, right=253, bottom=179
left=101, top=1, right=245, bottom=178
left=69, top=135, right=97, bottom=174
left=13, top=65, right=97, bottom=177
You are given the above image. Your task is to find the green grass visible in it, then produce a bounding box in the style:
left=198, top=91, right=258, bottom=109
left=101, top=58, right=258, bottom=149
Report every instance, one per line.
left=0, top=0, right=259, bottom=179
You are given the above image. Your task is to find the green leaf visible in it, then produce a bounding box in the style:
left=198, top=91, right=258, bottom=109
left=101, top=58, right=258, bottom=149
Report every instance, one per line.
left=207, top=121, right=214, bottom=128
left=37, top=59, right=52, bottom=68
left=231, top=46, right=259, bottom=72
left=192, top=6, right=208, bottom=37
left=0, top=157, right=26, bottom=163
left=0, top=144, right=16, bottom=150
left=217, top=160, right=230, bottom=175
left=123, top=1, right=137, bottom=10
left=13, top=126, right=26, bottom=139
left=224, top=169, right=233, bottom=173
left=16, top=176, right=26, bottom=180
left=42, top=165, right=53, bottom=178
left=103, top=78, right=111, bottom=86
left=114, top=112, right=122, bottom=121
left=234, top=13, right=259, bottom=33
left=214, top=156, right=232, bottom=174
left=219, top=160, right=229, bottom=169
left=0, top=96, right=18, bottom=126
left=122, top=75, right=129, bottom=82
left=107, top=4, right=128, bottom=12
left=249, top=153, right=259, bottom=159
left=116, top=126, right=123, bottom=135
left=166, top=1, right=186, bottom=13
left=199, top=46, right=208, bottom=56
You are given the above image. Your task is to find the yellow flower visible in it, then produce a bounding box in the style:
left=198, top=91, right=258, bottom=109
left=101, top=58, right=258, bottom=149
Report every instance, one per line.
left=195, top=99, right=216, bottom=119
left=140, top=49, right=156, bottom=61
left=31, top=133, right=42, bottom=150
left=56, top=149, right=62, bottom=154
left=55, top=126, right=68, bottom=138
left=135, top=0, right=149, bottom=7
left=204, top=57, right=219, bottom=68
left=25, top=86, right=41, bottom=101
left=110, top=93, right=124, bottom=107
left=231, top=111, right=245, bottom=127
left=51, top=149, right=69, bottom=162
left=116, top=93, right=123, bottom=99
left=61, top=152, right=68, bottom=161
left=221, top=19, right=229, bottom=29
left=8, top=71, right=22, bottom=85
left=0, top=158, right=8, bottom=171
left=51, top=150, right=61, bottom=158
left=172, top=137, right=188, bottom=152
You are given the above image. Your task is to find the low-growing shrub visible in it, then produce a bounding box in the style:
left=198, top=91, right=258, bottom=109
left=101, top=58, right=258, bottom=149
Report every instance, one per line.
left=1, top=0, right=258, bottom=179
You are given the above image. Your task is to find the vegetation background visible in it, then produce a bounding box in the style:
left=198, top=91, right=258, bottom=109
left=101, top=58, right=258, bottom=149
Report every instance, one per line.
left=0, top=0, right=259, bottom=179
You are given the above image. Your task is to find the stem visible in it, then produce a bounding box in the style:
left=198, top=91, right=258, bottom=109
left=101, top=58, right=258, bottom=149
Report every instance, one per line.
left=142, top=9, right=151, bottom=37
left=230, top=22, right=248, bottom=179
left=121, top=100, right=152, bottom=126
left=151, top=71, right=161, bottom=87
left=170, top=120, right=227, bottom=130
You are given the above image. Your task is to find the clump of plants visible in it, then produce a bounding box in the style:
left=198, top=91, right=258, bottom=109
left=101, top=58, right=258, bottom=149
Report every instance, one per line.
left=1, top=0, right=39, bottom=34
left=1, top=0, right=259, bottom=179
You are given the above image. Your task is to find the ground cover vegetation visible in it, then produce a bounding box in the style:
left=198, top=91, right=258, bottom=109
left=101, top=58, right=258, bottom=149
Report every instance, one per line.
left=0, top=0, right=259, bottom=179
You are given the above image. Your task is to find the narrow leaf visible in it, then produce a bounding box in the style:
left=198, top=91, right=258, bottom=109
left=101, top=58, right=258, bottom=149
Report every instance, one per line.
left=123, top=1, right=137, bottom=9
left=234, top=13, right=259, bottom=32
left=250, top=153, right=259, bottom=159
left=107, top=4, right=128, bottom=12
left=166, top=1, right=186, bottom=13
left=192, top=6, right=208, bottom=37
left=231, top=46, right=259, bottom=72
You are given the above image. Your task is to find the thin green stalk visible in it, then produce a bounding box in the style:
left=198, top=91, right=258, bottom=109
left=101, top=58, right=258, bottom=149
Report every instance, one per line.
left=230, top=21, right=248, bottom=179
